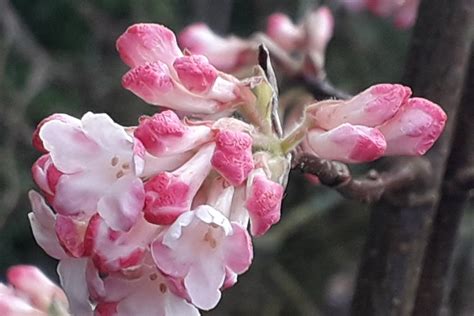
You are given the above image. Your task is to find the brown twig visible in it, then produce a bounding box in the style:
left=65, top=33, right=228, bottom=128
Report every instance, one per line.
left=294, top=154, right=431, bottom=204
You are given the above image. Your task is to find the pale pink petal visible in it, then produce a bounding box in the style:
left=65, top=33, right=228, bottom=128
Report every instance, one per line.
left=173, top=55, right=218, bottom=93
left=28, top=191, right=67, bottom=259
left=53, top=172, right=110, bottom=217
left=223, top=223, right=253, bottom=274
left=97, top=175, right=145, bottom=231
left=57, top=258, right=93, bottom=316
left=32, top=113, right=80, bottom=153
left=178, top=23, right=254, bottom=72
left=229, top=186, right=249, bottom=227
left=7, top=265, right=67, bottom=311
left=211, top=129, right=254, bottom=186
left=134, top=110, right=212, bottom=157
left=116, top=23, right=183, bottom=68
left=205, top=176, right=235, bottom=217
left=266, top=13, right=303, bottom=51
left=246, top=170, right=284, bottom=236
left=307, top=84, right=412, bottom=129
left=378, top=97, right=447, bottom=156
left=305, top=123, right=387, bottom=163
left=80, top=112, right=133, bottom=156
left=141, top=151, right=193, bottom=178
left=39, top=119, right=100, bottom=174
left=305, top=7, right=334, bottom=54
left=184, top=257, right=224, bottom=310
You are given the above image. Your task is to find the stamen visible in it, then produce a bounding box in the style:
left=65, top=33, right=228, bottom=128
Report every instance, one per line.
left=111, top=156, right=119, bottom=166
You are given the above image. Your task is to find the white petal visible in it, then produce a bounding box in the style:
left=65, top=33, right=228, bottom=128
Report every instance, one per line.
left=57, top=258, right=93, bottom=316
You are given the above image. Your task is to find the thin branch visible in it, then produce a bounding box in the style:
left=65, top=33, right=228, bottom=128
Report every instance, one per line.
left=293, top=154, right=432, bottom=204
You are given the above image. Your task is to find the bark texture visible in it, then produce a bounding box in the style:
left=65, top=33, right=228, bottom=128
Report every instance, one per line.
left=351, top=0, right=474, bottom=315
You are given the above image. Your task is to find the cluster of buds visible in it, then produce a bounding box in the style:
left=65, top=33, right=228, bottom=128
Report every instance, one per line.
left=341, top=0, right=420, bottom=29
left=28, top=21, right=446, bottom=315
left=0, top=265, right=69, bottom=315
left=179, top=7, right=334, bottom=77
left=285, top=84, right=447, bottom=163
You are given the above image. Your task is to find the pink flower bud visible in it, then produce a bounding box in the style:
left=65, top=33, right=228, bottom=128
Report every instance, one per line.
left=393, top=0, right=419, bottom=29
left=305, top=7, right=334, bottom=55
left=211, top=130, right=254, bottom=186
left=173, top=55, right=218, bottom=93
left=31, top=154, right=62, bottom=203
left=266, top=13, right=303, bottom=51
left=378, top=97, right=447, bottom=156
left=7, top=265, right=68, bottom=311
left=305, top=123, right=387, bottom=163
left=122, top=61, right=224, bottom=114
left=144, top=143, right=215, bottom=225
left=178, top=23, right=254, bottom=72
left=246, top=169, right=284, bottom=237
left=116, top=23, right=183, bottom=68
left=307, top=84, right=412, bottom=129
left=134, top=110, right=212, bottom=157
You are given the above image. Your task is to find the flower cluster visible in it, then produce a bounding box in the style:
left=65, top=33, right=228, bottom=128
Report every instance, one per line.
left=0, top=265, right=68, bottom=316
left=341, top=0, right=420, bottom=29
left=28, top=22, right=446, bottom=316
left=29, top=23, right=287, bottom=315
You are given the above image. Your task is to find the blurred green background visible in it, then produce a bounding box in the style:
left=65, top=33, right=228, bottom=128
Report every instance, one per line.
left=0, top=0, right=472, bottom=315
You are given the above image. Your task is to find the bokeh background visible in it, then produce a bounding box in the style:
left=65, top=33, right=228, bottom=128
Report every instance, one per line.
left=0, top=0, right=472, bottom=315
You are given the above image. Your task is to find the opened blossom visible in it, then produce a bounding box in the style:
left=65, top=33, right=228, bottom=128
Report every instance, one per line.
left=152, top=206, right=253, bottom=310
left=33, top=112, right=145, bottom=232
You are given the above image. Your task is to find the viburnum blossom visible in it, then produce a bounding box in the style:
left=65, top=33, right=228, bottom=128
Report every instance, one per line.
left=341, top=0, right=420, bottom=29
left=26, top=20, right=447, bottom=316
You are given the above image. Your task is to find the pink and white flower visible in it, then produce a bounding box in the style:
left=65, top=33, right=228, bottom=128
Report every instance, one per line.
left=92, top=260, right=200, bottom=316
left=35, top=112, right=145, bottom=232
left=151, top=206, right=253, bottom=310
